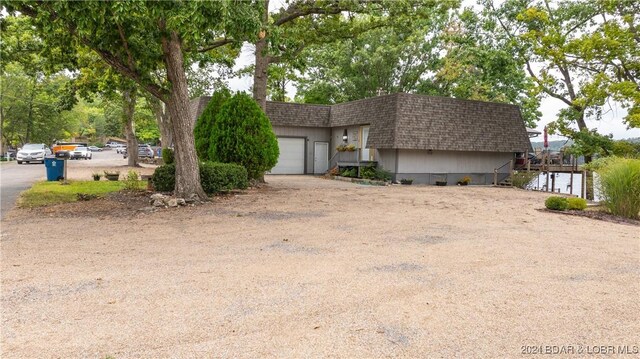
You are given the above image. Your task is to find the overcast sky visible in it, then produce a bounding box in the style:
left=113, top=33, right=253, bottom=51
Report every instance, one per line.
left=225, top=1, right=638, bottom=141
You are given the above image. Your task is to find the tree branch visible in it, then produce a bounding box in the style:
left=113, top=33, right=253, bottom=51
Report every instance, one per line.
left=116, top=22, right=136, bottom=71
left=197, top=38, right=234, bottom=52
left=272, top=0, right=382, bottom=27
left=88, top=41, right=168, bottom=101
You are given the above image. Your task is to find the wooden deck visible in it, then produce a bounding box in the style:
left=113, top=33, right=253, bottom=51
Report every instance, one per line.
left=521, top=163, right=580, bottom=173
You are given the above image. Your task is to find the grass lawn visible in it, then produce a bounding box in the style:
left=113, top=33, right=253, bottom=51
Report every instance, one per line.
left=19, top=180, right=146, bottom=208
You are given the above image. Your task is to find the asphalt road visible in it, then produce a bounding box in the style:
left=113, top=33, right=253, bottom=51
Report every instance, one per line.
left=0, top=150, right=128, bottom=219
left=1, top=161, right=46, bottom=219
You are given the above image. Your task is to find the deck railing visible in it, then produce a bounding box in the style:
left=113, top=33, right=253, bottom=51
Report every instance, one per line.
left=493, top=159, right=514, bottom=185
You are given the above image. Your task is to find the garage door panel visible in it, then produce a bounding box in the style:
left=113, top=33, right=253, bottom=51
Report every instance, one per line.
left=270, top=137, right=305, bottom=174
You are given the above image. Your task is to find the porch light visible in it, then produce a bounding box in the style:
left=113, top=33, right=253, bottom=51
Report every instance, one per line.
left=342, top=129, right=348, bottom=142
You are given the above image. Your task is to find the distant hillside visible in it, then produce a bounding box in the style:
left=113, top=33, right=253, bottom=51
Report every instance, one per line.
left=531, top=137, right=639, bottom=150
left=530, top=140, right=573, bottom=151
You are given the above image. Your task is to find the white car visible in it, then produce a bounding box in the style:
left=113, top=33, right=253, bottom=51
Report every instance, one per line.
left=70, top=146, right=92, bottom=160
left=115, top=145, right=127, bottom=154
left=17, top=143, right=52, bottom=164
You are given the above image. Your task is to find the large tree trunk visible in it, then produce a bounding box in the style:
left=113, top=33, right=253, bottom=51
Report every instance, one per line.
left=123, top=88, right=139, bottom=167
left=148, top=96, right=173, bottom=148
left=252, top=0, right=270, bottom=111
left=162, top=30, right=207, bottom=201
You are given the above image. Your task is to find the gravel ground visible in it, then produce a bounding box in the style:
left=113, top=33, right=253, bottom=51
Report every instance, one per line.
left=1, top=176, right=638, bottom=358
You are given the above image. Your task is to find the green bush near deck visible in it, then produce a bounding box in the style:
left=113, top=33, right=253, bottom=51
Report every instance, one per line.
left=545, top=196, right=568, bottom=211
left=152, top=162, right=248, bottom=195
left=594, top=158, right=640, bottom=219
left=567, top=197, right=587, bottom=211
left=511, top=171, right=537, bottom=189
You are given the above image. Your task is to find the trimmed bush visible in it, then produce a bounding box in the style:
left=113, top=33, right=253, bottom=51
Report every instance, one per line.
left=194, top=89, right=231, bottom=160
left=161, top=148, right=174, bottom=164
left=595, top=158, right=640, bottom=219
left=545, top=196, right=568, bottom=211
left=199, top=162, right=248, bottom=194
left=151, top=164, right=176, bottom=192
left=152, top=162, right=248, bottom=195
left=566, top=197, right=587, bottom=211
left=209, top=93, right=279, bottom=180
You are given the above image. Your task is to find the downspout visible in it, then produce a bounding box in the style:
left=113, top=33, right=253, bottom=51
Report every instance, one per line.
left=394, top=148, right=399, bottom=182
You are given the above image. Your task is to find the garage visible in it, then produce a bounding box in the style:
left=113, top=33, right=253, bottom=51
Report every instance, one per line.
left=270, top=137, right=305, bottom=174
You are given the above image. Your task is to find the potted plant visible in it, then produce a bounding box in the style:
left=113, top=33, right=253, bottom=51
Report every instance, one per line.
left=104, top=170, right=120, bottom=181
left=345, top=144, right=356, bottom=152
left=336, top=144, right=347, bottom=152
left=435, top=180, right=447, bottom=186
left=92, top=173, right=102, bottom=181
left=457, top=176, right=471, bottom=186
left=400, top=178, right=413, bottom=185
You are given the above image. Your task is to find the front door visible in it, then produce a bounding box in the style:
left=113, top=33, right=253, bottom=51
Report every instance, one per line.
left=314, top=142, right=329, bottom=174
left=360, top=126, right=370, bottom=160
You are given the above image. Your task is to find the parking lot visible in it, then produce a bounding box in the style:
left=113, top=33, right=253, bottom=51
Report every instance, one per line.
left=1, top=175, right=638, bottom=357
left=0, top=149, right=153, bottom=217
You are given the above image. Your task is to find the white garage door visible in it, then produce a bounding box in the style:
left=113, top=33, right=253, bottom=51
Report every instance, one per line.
left=270, top=137, right=305, bottom=174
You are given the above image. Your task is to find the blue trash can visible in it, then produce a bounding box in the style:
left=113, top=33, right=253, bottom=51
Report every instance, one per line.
left=44, top=157, right=65, bottom=181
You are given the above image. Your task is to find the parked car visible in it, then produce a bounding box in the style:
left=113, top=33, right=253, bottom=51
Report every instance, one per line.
left=105, top=142, right=125, bottom=148
left=115, top=145, right=127, bottom=154
left=88, top=146, right=103, bottom=152
left=16, top=143, right=52, bottom=164
left=1, top=149, right=16, bottom=160
left=70, top=146, right=92, bottom=160
left=123, top=144, right=154, bottom=159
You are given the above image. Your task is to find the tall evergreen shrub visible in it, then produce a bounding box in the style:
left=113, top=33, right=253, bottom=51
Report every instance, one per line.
left=194, top=89, right=231, bottom=160
left=209, top=93, right=279, bottom=180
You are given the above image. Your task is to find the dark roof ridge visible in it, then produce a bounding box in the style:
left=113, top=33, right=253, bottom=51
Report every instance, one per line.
left=266, top=100, right=331, bottom=108
left=396, top=92, right=520, bottom=108
left=328, top=92, right=401, bottom=107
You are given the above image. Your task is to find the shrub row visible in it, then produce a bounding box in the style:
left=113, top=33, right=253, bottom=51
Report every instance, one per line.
left=545, top=196, right=587, bottom=211
left=360, top=165, right=392, bottom=181
left=152, top=162, right=248, bottom=195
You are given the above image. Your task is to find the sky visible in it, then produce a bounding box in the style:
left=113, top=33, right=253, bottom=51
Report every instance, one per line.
left=224, top=1, right=639, bottom=141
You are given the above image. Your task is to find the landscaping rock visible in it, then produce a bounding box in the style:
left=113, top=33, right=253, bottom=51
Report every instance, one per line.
left=150, top=193, right=165, bottom=201
left=152, top=199, right=164, bottom=207
left=176, top=198, right=186, bottom=206
left=184, top=194, right=198, bottom=204
left=167, top=198, right=178, bottom=207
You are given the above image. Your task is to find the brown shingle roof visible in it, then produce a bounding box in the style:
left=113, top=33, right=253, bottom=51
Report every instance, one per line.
left=393, top=93, right=532, bottom=152
left=190, top=93, right=531, bottom=153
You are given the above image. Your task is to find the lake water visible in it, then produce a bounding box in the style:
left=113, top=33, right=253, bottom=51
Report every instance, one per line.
left=527, top=172, right=601, bottom=201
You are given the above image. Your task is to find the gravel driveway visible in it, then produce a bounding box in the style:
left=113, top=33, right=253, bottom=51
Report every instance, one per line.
left=1, top=176, right=638, bottom=357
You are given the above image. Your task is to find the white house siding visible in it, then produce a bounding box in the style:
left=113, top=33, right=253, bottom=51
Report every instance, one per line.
left=394, top=149, right=512, bottom=185
left=376, top=149, right=397, bottom=173
left=272, top=126, right=331, bottom=174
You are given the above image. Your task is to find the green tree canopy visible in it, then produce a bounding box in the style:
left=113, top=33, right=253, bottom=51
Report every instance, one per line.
left=4, top=0, right=261, bottom=200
